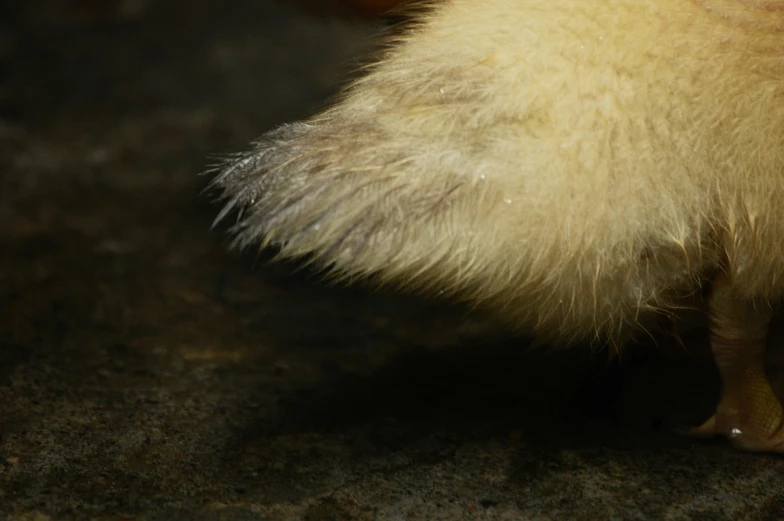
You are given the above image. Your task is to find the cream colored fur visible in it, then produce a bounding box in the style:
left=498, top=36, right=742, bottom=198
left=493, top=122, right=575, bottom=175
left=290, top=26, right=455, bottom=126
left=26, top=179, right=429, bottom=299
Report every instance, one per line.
left=213, top=0, right=784, bottom=347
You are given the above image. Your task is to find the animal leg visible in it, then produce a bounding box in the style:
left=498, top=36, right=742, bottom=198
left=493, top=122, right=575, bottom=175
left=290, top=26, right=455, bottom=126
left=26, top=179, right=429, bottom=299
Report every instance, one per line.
left=689, top=273, right=784, bottom=453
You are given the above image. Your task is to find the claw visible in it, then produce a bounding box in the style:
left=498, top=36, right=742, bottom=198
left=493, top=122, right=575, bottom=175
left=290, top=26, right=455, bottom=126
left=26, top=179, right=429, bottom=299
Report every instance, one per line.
left=687, top=414, right=718, bottom=439
left=687, top=408, right=784, bottom=453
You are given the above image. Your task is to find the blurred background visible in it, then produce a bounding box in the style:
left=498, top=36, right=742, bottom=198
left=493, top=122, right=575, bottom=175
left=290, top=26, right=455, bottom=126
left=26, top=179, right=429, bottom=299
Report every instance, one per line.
left=0, top=1, right=782, bottom=519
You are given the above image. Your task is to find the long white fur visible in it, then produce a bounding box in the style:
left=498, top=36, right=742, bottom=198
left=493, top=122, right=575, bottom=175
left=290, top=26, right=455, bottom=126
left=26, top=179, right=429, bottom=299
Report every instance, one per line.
left=213, top=0, right=784, bottom=348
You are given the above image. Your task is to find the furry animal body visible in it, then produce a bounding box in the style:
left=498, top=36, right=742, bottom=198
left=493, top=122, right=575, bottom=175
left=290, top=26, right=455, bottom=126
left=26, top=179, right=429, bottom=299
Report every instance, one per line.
left=213, top=0, right=784, bottom=452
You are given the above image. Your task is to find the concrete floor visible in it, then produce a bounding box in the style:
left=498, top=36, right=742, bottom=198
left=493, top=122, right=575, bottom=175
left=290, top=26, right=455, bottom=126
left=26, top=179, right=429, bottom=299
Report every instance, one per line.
left=1, top=1, right=783, bottom=519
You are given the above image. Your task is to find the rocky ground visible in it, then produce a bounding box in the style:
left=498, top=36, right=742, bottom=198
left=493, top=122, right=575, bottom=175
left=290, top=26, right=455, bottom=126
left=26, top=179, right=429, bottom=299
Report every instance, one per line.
left=1, top=1, right=783, bottom=519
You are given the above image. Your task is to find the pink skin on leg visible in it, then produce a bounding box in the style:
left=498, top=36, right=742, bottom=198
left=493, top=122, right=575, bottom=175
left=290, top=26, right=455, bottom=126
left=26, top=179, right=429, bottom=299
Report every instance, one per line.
left=689, top=273, right=784, bottom=453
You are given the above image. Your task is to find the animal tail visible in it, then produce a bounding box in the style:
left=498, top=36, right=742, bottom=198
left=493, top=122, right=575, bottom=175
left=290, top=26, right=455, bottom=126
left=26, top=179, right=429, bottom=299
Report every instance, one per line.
left=209, top=110, right=508, bottom=299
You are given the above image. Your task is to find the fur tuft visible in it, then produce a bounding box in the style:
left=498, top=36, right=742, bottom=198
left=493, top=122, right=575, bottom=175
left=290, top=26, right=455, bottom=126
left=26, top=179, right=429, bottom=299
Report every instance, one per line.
left=212, top=0, right=784, bottom=348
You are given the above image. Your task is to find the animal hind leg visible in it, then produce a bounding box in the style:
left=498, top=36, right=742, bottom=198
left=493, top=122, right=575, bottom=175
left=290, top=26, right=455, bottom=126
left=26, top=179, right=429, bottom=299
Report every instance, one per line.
left=689, top=272, right=784, bottom=453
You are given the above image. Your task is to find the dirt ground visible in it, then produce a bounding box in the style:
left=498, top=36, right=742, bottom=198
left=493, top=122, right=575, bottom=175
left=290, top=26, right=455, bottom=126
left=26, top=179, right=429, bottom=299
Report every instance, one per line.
left=1, top=1, right=783, bottom=519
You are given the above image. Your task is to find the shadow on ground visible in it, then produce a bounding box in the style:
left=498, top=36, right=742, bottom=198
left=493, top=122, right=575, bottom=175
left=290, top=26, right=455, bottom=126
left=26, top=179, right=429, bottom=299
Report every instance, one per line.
left=1, top=1, right=783, bottom=520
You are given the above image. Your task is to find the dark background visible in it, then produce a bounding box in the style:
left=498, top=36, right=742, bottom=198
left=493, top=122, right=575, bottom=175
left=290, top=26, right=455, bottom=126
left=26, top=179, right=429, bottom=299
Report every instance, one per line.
left=1, top=1, right=783, bottom=519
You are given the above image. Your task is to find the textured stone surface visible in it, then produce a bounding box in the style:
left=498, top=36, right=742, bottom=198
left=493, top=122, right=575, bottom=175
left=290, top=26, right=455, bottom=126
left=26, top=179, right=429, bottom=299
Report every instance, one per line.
left=1, top=2, right=783, bottom=520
